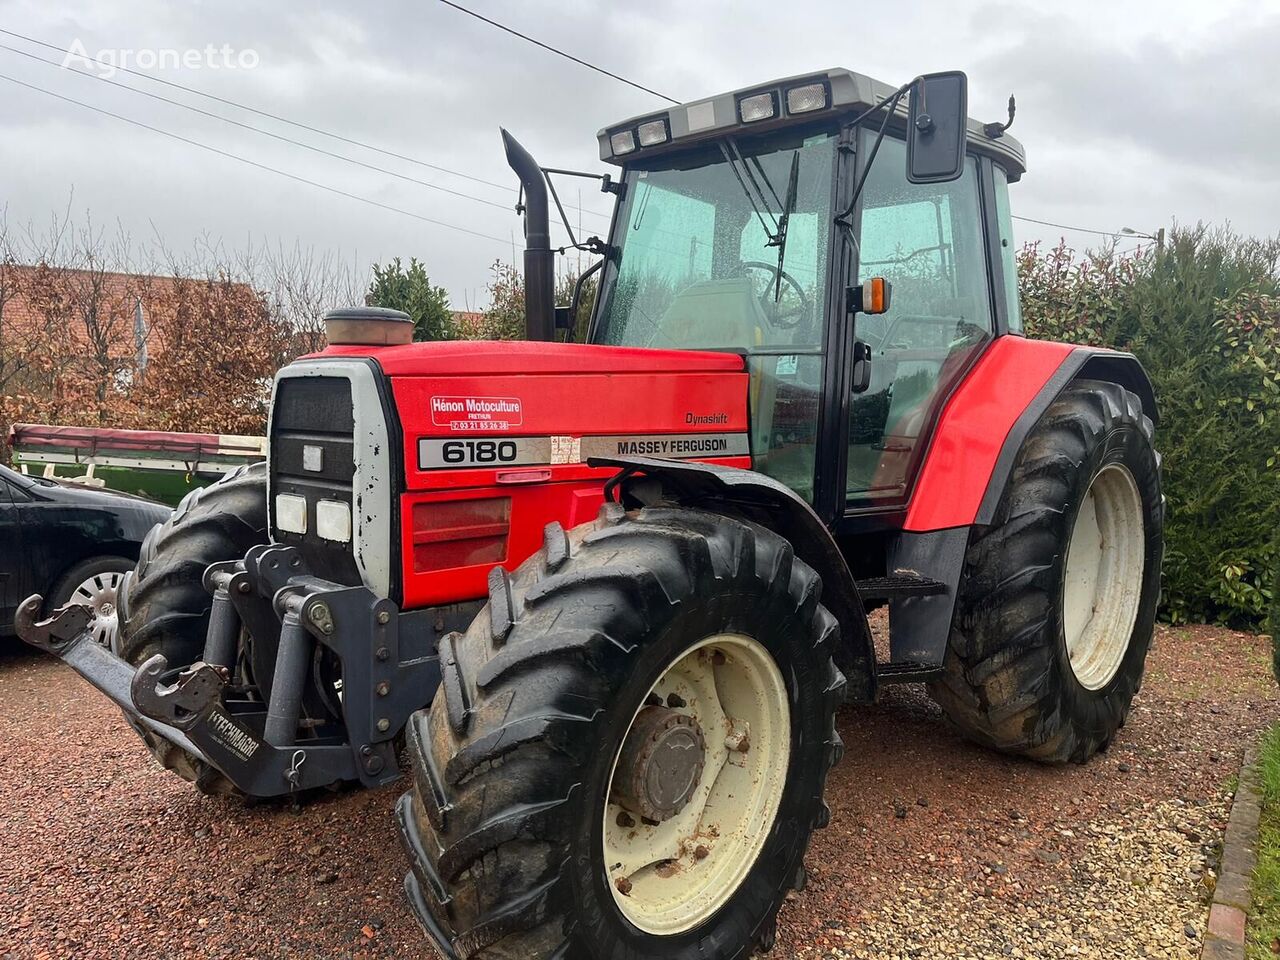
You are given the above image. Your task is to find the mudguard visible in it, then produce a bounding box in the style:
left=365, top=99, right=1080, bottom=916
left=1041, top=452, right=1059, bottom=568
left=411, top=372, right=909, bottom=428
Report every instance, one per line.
left=973, top=347, right=1158, bottom=526
left=877, top=342, right=1156, bottom=676
left=591, top=455, right=877, bottom=704
left=906, top=340, right=1157, bottom=532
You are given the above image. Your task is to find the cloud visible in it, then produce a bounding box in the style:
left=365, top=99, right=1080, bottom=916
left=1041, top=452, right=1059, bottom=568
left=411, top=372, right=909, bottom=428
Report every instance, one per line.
left=0, top=0, right=1274, bottom=304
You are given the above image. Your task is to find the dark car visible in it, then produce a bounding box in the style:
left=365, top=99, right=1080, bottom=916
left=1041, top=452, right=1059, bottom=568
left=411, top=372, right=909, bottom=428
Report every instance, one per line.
left=0, top=464, right=172, bottom=648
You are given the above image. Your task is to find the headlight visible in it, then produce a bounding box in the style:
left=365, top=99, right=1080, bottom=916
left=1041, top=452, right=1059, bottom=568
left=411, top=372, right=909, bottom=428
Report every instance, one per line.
left=738, top=91, right=777, bottom=123
left=637, top=118, right=669, bottom=146
left=316, top=499, right=352, bottom=543
left=276, top=494, right=307, bottom=534
left=610, top=130, right=637, bottom=156
left=786, top=82, right=829, bottom=114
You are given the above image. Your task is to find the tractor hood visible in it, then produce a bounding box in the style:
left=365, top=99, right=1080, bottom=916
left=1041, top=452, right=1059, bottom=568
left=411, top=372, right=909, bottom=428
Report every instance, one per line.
left=310, top=343, right=751, bottom=487
left=318, top=339, right=745, bottom=376
left=295, top=339, right=751, bottom=606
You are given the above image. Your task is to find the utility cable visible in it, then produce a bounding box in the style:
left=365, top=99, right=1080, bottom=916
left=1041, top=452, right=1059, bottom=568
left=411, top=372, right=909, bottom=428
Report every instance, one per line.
left=3, top=26, right=1139, bottom=247
left=0, top=71, right=511, bottom=246
left=434, top=0, right=679, bottom=104
left=1011, top=214, right=1124, bottom=238
left=0, top=42, right=523, bottom=214
left=0, top=26, right=513, bottom=193
left=0, top=41, right=612, bottom=229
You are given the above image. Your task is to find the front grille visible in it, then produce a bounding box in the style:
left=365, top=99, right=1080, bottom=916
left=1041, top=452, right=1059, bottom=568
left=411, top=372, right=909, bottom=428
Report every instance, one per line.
left=270, top=376, right=363, bottom=586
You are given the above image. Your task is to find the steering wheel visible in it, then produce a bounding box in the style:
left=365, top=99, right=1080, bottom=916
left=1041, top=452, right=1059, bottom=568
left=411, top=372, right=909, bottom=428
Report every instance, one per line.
left=740, top=261, right=810, bottom=330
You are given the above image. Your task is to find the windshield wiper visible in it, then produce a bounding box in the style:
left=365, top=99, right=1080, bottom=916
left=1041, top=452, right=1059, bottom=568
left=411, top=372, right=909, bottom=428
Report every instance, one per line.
left=770, top=150, right=800, bottom=302
left=718, top=139, right=781, bottom=245
left=717, top=140, right=802, bottom=303
left=834, top=79, right=916, bottom=235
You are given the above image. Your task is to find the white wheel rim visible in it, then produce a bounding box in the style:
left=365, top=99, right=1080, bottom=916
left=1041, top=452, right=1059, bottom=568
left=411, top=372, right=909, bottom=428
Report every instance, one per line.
left=603, top=634, right=790, bottom=935
left=71, top=571, right=125, bottom=649
left=1062, top=464, right=1145, bottom=690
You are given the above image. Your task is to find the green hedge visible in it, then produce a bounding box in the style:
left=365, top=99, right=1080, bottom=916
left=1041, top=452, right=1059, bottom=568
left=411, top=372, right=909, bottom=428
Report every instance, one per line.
left=1272, top=528, right=1280, bottom=681
left=1020, top=227, right=1280, bottom=627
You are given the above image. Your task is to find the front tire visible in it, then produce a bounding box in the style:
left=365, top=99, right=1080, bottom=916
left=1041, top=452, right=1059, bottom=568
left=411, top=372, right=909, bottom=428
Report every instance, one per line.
left=398, top=504, right=845, bottom=959
left=119, top=462, right=268, bottom=667
left=929, top=379, right=1162, bottom=763
left=118, top=462, right=269, bottom=794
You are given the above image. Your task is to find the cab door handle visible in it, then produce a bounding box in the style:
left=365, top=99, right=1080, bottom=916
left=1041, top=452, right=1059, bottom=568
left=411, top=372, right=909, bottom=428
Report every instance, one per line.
left=852, top=340, right=872, bottom=394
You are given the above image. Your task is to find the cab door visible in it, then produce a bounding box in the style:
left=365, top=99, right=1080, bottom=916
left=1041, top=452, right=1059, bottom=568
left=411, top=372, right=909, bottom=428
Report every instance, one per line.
left=844, top=133, right=996, bottom=510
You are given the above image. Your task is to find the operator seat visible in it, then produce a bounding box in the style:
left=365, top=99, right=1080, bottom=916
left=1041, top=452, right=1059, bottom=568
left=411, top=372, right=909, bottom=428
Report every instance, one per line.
left=656, top=278, right=811, bottom=493
left=655, top=277, right=769, bottom=351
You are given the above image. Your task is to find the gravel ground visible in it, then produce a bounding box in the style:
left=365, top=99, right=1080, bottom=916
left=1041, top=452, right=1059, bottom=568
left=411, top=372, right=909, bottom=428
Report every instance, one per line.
left=1, top=622, right=1275, bottom=960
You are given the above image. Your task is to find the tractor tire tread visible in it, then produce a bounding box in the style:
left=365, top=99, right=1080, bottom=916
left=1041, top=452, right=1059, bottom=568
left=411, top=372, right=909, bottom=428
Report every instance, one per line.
left=400, top=503, right=842, bottom=959
left=928, top=380, right=1161, bottom=765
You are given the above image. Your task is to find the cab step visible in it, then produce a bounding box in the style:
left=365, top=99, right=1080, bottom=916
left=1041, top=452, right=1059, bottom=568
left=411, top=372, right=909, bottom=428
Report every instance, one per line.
left=854, top=574, right=947, bottom=601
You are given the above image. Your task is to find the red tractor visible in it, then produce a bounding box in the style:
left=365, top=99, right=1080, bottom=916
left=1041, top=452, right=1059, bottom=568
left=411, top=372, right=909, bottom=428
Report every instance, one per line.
left=19, top=68, right=1162, bottom=959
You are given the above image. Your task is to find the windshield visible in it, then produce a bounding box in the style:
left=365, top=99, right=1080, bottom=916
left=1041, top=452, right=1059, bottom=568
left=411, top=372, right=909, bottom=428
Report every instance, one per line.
left=593, top=126, right=838, bottom=353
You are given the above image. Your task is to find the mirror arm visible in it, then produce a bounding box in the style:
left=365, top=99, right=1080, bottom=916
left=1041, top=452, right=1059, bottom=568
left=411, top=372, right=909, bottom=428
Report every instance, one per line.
left=833, top=80, right=917, bottom=225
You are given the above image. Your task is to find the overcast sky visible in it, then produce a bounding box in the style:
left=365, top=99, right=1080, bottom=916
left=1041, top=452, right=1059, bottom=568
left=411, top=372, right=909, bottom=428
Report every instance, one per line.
left=0, top=0, right=1276, bottom=308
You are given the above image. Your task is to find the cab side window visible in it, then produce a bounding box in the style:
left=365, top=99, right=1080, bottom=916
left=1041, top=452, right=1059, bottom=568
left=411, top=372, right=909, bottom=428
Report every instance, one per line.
left=992, top=164, right=1023, bottom=334
left=846, top=134, right=993, bottom=504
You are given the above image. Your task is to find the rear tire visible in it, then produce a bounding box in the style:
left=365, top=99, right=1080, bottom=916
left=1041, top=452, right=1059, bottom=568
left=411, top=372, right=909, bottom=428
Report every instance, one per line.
left=928, top=380, right=1162, bottom=763
left=118, top=462, right=269, bottom=794
left=398, top=504, right=845, bottom=959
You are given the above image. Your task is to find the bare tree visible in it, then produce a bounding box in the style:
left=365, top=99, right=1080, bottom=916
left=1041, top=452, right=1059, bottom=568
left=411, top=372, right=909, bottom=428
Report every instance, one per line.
left=2, top=203, right=372, bottom=441
left=256, top=239, right=363, bottom=357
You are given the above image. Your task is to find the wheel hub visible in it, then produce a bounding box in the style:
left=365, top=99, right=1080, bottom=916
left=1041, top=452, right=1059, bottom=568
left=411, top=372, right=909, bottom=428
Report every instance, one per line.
left=1063, top=463, right=1146, bottom=690
left=604, top=635, right=791, bottom=935
left=612, top=707, right=706, bottom=822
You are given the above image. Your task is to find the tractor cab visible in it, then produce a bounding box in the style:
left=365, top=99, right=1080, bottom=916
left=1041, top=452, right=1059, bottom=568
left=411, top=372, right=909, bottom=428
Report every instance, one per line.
left=584, top=69, right=1025, bottom=517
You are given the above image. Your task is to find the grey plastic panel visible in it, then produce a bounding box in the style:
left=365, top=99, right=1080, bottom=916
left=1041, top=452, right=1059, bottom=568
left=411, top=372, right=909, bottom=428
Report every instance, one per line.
left=269, top=361, right=394, bottom=598
left=597, top=66, right=1027, bottom=179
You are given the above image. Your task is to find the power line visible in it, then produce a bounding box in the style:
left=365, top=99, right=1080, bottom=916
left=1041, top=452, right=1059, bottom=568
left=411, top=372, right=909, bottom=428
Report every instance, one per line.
left=435, top=5, right=1145, bottom=243
left=435, top=0, right=680, bottom=104
left=5, top=25, right=1141, bottom=252
left=0, top=26, right=514, bottom=194
left=0, top=71, right=511, bottom=246
left=1011, top=214, right=1124, bottom=239
left=0, top=42, right=522, bottom=215
left=0, top=32, right=613, bottom=229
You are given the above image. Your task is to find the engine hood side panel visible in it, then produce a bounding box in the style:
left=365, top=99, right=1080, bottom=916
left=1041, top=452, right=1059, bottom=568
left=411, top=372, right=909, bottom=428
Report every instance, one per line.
left=385, top=361, right=752, bottom=608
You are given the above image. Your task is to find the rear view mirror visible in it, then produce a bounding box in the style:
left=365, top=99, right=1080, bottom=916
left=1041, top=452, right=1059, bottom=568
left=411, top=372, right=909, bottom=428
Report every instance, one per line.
left=907, top=71, right=968, bottom=184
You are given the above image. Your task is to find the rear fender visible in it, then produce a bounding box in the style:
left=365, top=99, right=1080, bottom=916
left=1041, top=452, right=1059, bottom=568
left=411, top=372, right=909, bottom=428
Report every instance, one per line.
left=974, top=347, right=1157, bottom=526
left=592, top=455, right=876, bottom=704
left=905, top=340, right=1157, bottom=531
left=884, top=345, right=1156, bottom=673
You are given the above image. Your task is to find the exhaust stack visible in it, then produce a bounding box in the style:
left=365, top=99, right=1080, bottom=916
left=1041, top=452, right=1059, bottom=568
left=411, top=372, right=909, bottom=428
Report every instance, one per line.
left=501, top=129, right=555, bottom=342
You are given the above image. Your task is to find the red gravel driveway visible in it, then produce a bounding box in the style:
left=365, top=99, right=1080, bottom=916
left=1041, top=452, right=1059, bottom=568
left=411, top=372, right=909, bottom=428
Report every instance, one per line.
left=1, top=623, right=1275, bottom=959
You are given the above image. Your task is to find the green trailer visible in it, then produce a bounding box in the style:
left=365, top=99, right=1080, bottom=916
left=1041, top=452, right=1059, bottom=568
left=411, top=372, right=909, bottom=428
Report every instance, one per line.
left=7, top=423, right=265, bottom=506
